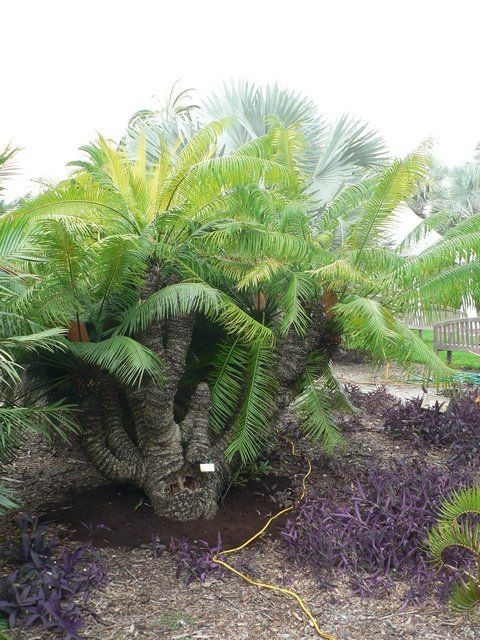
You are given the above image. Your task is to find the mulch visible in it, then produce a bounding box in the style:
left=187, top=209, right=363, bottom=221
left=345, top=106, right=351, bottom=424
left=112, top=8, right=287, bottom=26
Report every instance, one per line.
left=2, top=365, right=480, bottom=639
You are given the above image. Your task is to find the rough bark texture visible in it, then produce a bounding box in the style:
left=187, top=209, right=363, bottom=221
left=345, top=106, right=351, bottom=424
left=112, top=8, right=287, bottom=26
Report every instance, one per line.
left=75, top=269, right=331, bottom=521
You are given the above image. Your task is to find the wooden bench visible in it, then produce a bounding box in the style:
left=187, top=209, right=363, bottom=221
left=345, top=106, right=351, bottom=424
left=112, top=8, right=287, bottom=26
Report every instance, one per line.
left=433, top=317, right=480, bottom=363
left=404, top=309, right=467, bottom=340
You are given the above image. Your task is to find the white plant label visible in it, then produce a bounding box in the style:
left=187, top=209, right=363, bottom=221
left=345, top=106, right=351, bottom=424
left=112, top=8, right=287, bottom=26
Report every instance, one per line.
left=200, top=463, right=215, bottom=473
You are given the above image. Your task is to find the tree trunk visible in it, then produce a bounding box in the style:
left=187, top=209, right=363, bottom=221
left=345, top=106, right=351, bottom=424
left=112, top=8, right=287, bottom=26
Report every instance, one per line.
left=78, top=371, right=230, bottom=520
left=75, top=269, right=332, bottom=521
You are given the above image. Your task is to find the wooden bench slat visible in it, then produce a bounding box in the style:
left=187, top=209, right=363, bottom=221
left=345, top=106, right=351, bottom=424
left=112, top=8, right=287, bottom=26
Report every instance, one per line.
left=433, top=317, right=480, bottom=357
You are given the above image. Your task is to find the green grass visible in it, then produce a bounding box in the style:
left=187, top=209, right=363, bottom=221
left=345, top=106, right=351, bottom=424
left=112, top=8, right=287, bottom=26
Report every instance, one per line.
left=417, top=329, right=480, bottom=371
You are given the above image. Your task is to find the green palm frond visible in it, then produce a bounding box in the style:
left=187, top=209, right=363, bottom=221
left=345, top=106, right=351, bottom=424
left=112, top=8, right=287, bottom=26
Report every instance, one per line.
left=315, top=177, right=377, bottom=229
left=0, top=312, right=45, bottom=341
left=115, top=281, right=222, bottom=335
left=0, top=329, right=68, bottom=384
left=209, top=338, right=249, bottom=433
left=308, top=259, right=366, bottom=291
left=401, top=262, right=480, bottom=311
left=91, top=234, right=147, bottom=318
left=278, top=272, right=315, bottom=336
left=225, top=341, right=278, bottom=462
left=293, top=356, right=347, bottom=451
left=426, top=484, right=480, bottom=611
left=237, top=259, right=286, bottom=291
left=437, top=485, right=480, bottom=523
left=449, top=578, right=480, bottom=611
left=69, top=336, right=163, bottom=387
left=215, top=294, right=275, bottom=345
left=0, top=346, right=21, bottom=384
left=172, top=155, right=292, bottom=206
left=173, top=118, right=228, bottom=171
left=427, top=520, right=480, bottom=569
left=335, top=296, right=455, bottom=383
left=14, top=173, right=138, bottom=233
left=26, top=219, right=92, bottom=324
left=198, top=220, right=316, bottom=262
left=348, top=149, right=430, bottom=255
left=0, top=215, right=32, bottom=274
left=0, top=401, right=78, bottom=454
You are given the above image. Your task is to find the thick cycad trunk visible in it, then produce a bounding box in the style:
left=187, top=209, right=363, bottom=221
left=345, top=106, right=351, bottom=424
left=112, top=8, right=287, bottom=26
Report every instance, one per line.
left=80, top=375, right=228, bottom=520
left=76, top=268, right=330, bottom=521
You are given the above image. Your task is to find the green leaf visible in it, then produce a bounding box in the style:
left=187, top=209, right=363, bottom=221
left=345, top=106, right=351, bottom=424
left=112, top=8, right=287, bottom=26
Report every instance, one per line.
left=70, top=336, right=163, bottom=386
left=225, top=341, right=278, bottom=462
left=209, top=338, right=249, bottom=433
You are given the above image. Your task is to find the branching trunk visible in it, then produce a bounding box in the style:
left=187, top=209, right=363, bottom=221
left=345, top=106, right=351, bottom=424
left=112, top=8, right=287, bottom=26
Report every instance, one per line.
left=75, top=270, right=331, bottom=521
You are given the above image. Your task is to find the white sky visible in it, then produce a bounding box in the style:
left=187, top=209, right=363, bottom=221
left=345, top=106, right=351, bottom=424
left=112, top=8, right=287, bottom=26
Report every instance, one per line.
left=2, top=0, right=480, bottom=200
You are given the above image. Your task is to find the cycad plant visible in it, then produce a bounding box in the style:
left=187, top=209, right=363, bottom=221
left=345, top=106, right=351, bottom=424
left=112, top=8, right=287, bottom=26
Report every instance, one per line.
left=3, top=122, right=310, bottom=519
left=1, top=87, right=474, bottom=520
left=427, top=485, right=480, bottom=611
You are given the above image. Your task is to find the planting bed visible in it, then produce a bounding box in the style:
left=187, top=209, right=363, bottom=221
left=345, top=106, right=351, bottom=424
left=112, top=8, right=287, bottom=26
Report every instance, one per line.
left=40, top=477, right=291, bottom=549
left=2, top=362, right=480, bottom=639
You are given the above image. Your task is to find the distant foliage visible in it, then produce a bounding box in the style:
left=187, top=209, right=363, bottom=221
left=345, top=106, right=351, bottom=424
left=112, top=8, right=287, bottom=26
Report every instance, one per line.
left=0, top=516, right=106, bottom=639
left=282, top=461, right=471, bottom=603
left=383, top=389, right=480, bottom=466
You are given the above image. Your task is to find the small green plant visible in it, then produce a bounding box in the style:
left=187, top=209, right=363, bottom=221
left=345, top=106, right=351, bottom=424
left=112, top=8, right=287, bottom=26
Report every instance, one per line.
left=154, top=611, right=195, bottom=631
left=220, top=459, right=272, bottom=503
left=427, top=485, right=480, bottom=611
left=230, top=459, right=272, bottom=488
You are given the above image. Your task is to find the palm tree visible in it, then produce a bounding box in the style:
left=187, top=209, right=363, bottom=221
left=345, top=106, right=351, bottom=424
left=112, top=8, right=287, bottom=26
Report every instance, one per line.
left=432, top=161, right=480, bottom=228
left=202, top=81, right=387, bottom=204
left=4, top=122, right=309, bottom=519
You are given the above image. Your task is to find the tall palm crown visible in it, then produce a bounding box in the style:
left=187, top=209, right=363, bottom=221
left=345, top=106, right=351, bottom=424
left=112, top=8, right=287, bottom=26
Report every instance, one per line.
left=202, top=81, right=387, bottom=203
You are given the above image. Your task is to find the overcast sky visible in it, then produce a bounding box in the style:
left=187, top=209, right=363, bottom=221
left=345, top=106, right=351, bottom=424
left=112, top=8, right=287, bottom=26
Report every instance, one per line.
left=2, top=0, right=480, bottom=199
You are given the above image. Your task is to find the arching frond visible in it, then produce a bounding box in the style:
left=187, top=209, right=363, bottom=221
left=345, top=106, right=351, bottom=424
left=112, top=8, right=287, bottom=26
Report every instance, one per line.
left=69, top=336, right=163, bottom=387
left=335, top=296, right=455, bottom=383
left=347, top=149, right=430, bottom=255
left=209, top=338, right=249, bottom=434
left=14, top=173, right=139, bottom=233
left=114, top=281, right=222, bottom=335
left=293, top=358, right=346, bottom=451
left=278, top=272, right=315, bottom=336
left=225, top=341, right=277, bottom=462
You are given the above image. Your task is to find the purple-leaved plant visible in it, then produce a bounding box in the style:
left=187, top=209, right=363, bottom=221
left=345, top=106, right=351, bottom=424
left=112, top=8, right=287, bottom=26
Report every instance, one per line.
left=383, top=389, right=480, bottom=466
left=345, top=384, right=397, bottom=416
left=0, top=516, right=106, bottom=639
left=169, top=533, right=224, bottom=586
left=281, top=461, right=472, bottom=604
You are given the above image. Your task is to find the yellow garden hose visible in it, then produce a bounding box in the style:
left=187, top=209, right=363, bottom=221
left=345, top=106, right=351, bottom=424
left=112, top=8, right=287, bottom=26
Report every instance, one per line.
left=212, top=441, right=341, bottom=640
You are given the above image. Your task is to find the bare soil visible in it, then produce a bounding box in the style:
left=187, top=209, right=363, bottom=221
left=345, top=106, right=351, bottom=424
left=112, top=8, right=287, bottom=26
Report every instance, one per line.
left=2, top=362, right=480, bottom=639
left=40, top=477, right=291, bottom=549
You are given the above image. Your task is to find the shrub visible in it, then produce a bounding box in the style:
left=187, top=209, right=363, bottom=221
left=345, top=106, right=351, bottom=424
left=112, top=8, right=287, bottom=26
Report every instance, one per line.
left=345, top=384, right=397, bottom=416
left=281, top=461, right=471, bottom=603
left=0, top=516, right=106, bottom=639
left=427, top=484, right=480, bottom=611
left=384, top=389, right=480, bottom=465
